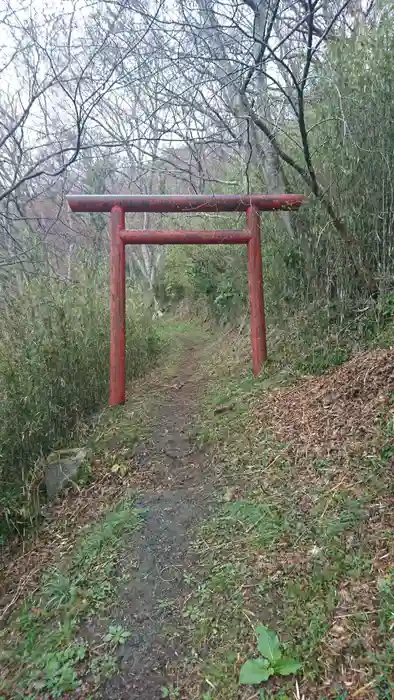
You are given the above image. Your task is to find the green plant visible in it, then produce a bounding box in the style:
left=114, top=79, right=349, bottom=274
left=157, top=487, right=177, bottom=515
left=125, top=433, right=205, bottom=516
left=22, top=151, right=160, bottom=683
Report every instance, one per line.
left=0, top=257, right=161, bottom=540
left=28, top=643, right=87, bottom=696
left=378, top=571, right=394, bottom=633
left=0, top=498, right=145, bottom=695
left=260, top=691, right=291, bottom=700
left=103, top=624, right=131, bottom=647
left=161, top=684, right=180, bottom=698
left=89, top=653, right=117, bottom=683
left=239, top=626, right=302, bottom=685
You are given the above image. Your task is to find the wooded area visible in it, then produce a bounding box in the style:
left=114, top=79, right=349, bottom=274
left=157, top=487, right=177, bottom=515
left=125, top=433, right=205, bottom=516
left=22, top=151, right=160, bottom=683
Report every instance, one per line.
left=1, top=0, right=393, bottom=531
left=4, top=4, right=394, bottom=698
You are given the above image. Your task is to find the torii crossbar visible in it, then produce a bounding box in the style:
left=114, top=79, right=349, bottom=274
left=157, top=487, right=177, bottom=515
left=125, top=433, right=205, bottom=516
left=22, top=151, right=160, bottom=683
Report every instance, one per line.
left=67, top=193, right=305, bottom=406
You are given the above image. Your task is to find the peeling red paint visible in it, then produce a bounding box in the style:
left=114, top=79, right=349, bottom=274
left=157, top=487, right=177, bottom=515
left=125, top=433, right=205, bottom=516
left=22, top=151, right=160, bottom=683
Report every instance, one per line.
left=68, top=193, right=304, bottom=213
left=247, top=206, right=267, bottom=373
left=120, top=229, right=251, bottom=245
left=67, top=193, right=305, bottom=405
left=109, top=205, right=126, bottom=406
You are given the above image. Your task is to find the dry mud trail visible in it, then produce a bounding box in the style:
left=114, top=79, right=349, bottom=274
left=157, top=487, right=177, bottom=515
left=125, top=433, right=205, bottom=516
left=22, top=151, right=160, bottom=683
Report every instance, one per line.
left=100, top=341, right=214, bottom=699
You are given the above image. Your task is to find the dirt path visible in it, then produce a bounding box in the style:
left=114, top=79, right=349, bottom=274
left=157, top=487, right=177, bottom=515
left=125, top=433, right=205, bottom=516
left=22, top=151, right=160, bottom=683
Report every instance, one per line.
left=4, top=327, right=393, bottom=699
left=100, top=341, right=214, bottom=699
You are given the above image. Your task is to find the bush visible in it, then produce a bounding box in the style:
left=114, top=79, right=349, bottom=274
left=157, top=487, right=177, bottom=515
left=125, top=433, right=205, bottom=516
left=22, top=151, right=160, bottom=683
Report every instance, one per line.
left=0, top=259, right=160, bottom=537
left=161, top=244, right=248, bottom=324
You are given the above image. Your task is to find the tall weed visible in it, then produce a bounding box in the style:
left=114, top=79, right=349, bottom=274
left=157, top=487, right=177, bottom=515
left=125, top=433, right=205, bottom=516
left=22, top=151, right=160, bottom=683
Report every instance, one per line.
left=0, top=260, right=160, bottom=536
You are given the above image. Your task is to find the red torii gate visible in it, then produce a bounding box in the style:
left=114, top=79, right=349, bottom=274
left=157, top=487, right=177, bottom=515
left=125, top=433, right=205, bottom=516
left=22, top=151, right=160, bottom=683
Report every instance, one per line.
left=67, top=194, right=305, bottom=406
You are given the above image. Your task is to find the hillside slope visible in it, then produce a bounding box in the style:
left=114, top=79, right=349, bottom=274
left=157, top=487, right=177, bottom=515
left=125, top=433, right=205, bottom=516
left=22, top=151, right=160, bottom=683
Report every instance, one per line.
left=1, top=324, right=393, bottom=699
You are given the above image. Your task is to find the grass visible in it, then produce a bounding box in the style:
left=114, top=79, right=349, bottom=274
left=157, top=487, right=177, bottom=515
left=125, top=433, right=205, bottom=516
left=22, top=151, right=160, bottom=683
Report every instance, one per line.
left=0, top=375, right=154, bottom=618
left=0, top=262, right=161, bottom=540
left=0, top=316, right=210, bottom=698
left=3, top=311, right=394, bottom=698
left=166, top=326, right=394, bottom=699
left=0, top=495, right=146, bottom=698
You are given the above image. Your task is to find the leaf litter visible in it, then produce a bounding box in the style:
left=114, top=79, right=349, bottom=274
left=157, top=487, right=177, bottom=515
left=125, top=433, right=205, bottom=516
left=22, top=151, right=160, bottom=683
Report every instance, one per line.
left=253, top=348, right=394, bottom=458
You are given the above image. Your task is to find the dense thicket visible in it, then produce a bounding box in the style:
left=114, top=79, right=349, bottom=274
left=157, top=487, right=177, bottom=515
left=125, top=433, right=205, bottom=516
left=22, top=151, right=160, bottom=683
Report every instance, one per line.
left=161, top=20, right=394, bottom=329
left=0, top=262, right=159, bottom=536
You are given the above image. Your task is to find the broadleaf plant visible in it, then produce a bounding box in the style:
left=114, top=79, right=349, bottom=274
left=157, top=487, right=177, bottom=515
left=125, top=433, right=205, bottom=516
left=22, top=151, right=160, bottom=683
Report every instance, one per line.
left=239, top=626, right=302, bottom=686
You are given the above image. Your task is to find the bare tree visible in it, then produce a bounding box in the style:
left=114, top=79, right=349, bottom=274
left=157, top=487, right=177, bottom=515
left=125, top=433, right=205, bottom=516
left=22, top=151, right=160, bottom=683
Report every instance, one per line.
left=104, top=0, right=378, bottom=289
left=0, top=0, right=159, bottom=275
left=1, top=0, right=381, bottom=294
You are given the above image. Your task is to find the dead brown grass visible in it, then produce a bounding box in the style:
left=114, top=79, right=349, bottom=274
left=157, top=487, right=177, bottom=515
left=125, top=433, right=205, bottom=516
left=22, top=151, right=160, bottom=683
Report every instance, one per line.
left=254, top=349, right=394, bottom=459
left=174, top=343, right=394, bottom=699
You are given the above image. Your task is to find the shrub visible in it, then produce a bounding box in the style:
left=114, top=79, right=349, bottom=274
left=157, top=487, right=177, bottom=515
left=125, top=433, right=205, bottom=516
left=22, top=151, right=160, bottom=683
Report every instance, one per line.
left=0, top=259, right=160, bottom=537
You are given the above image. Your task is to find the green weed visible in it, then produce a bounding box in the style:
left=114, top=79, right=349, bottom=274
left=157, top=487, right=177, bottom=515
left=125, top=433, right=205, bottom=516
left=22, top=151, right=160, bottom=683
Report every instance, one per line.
left=0, top=496, right=145, bottom=696
left=103, top=624, right=132, bottom=647
left=89, top=652, right=117, bottom=684
left=168, top=331, right=394, bottom=698
left=239, top=625, right=302, bottom=685
left=0, top=261, right=161, bottom=539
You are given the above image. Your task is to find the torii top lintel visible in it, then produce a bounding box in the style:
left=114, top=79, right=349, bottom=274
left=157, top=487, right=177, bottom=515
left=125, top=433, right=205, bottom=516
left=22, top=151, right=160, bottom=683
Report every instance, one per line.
left=67, top=193, right=305, bottom=214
